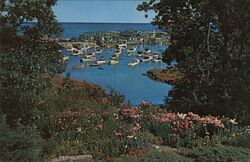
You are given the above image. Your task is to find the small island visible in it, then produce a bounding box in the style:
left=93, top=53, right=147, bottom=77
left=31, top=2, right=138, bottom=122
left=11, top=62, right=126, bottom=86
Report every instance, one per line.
left=145, top=67, right=183, bottom=85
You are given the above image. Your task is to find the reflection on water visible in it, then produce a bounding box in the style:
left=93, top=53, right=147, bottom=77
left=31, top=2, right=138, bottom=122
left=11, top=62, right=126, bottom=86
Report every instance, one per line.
left=64, top=44, right=172, bottom=105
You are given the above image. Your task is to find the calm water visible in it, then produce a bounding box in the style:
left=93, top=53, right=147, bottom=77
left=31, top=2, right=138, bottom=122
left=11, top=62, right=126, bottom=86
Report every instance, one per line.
left=62, top=23, right=171, bottom=105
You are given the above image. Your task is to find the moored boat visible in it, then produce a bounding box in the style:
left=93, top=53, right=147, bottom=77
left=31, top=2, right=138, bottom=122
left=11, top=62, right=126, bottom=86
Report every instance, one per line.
left=111, top=54, right=119, bottom=60
left=72, top=49, right=82, bottom=56
left=128, top=59, right=140, bottom=66
left=127, top=52, right=133, bottom=56
left=84, top=52, right=96, bottom=58
left=96, top=58, right=106, bottom=65
left=109, top=59, right=119, bottom=65
left=142, top=55, right=153, bottom=62
left=80, top=55, right=96, bottom=62
left=95, top=48, right=102, bottom=54
left=127, top=47, right=137, bottom=53
left=63, top=56, right=70, bottom=61
left=137, top=51, right=144, bottom=57
left=115, top=49, right=122, bottom=55
left=144, top=47, right=151, bottom=53
left=154, top=57, right=162, bottom=63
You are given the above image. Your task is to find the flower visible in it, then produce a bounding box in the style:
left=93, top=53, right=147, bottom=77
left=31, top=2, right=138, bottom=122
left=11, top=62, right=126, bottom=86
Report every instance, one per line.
left=141, top=100, right=150, bottom=105
left=121, top=108, right=137, bottom=119
left=127, top=135, right=134, bottom=139
left=229, top=119, right=238, bottom=125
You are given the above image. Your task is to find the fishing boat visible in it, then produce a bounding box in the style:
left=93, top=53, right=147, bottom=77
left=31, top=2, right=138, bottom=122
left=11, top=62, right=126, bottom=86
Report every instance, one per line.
left=137, top=51, right=144, bottom=57
left=127, top=52, right=133, bottom=56
left=115, top=49, right=122, bottom=55
left=72, top=49, right=82, bottom=56
left=111, top=54, right=119, bottom=60
left=95, top=48, right=102, bottom=54
left=117, top=41, right=127, bottom=49
left=128, top=59, right=140, bottom=66
left=127, top=47, right=137, bottom=53
left=154, top=57, right=162, bottom=63
left=63, top=56, right=70, bottom=61
left=142, top=55, right=153, bottom=62
left=96, top=58, right=106, bottom=65
left=144, top=47, right=151, bottom=53
left=80, top=56, right=96, bottom=62
left=109, top=59, right=119, bottom=65
left=85, top=52, right=96, bottom=58
left=73, top=64, right=85, bottom=69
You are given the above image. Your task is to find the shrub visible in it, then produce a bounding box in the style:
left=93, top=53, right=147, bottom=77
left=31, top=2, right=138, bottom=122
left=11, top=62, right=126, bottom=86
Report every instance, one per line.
left=179, top=144, right=250, bottom=162
left=0, top=115, right=44, bottom=161
left=115, top=149, right=192, bottom=162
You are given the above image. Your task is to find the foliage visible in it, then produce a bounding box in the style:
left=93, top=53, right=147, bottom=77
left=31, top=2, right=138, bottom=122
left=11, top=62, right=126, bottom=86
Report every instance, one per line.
left=138, top=0, right=250, bottom=125
left=38, top=82, right=249, bottom=160
left=0, top=0, right=63, bottom=125
left=179, top=144, right=250, bottom=162
left=115, top=148, right=192, bottom=162
left=215, top=125, right=250, bottom=148
left=0, top=115, right=43, bottom=161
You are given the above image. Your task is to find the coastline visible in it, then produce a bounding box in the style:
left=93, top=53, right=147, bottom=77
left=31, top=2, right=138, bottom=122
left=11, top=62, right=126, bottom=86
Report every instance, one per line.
left=144, top=66, right=183, bottom=85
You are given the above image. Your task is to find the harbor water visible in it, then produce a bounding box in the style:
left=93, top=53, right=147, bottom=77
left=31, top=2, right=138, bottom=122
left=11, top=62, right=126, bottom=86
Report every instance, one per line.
left=62, top=23, right=172, bottom=105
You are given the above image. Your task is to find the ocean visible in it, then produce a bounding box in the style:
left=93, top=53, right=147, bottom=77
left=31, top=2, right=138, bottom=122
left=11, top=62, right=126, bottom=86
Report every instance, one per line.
left=61, top=23, right=171, bottom=105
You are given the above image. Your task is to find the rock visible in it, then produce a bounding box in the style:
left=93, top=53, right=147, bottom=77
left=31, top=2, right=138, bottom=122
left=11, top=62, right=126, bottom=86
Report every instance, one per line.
left=145, top=67, right=183, bottom=85
left=51, top=155, right=93, bottom=162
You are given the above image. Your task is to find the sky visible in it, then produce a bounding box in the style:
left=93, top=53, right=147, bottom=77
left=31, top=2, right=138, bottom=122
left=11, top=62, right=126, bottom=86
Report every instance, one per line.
left=53, top=0, right=155, bottom=23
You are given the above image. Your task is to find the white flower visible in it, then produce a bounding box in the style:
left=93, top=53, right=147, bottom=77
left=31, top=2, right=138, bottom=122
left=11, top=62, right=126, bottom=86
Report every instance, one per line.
left=153, top=145, right=160, bottom=149
left=127, top=135, right=134, bottom=139
left=177, top=112, right=187, bottom=120
left=229, top=119, right=238, bottom=125
left=76, top=127, right=82, bottom=132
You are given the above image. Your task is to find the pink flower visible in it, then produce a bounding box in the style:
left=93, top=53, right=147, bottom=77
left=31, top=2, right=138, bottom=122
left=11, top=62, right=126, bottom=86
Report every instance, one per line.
left=141, top=100, right=150, bottom=105
left=121, top=108, right=137, bottom=119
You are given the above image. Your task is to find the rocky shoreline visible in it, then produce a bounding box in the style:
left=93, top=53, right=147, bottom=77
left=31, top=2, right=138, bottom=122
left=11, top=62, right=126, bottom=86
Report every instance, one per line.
left=145, top=66, right=183, bottom=85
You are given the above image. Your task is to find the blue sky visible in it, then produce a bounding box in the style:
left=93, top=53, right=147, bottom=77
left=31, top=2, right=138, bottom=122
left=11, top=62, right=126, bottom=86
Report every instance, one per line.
left=53, top=0, right=155, bottom=23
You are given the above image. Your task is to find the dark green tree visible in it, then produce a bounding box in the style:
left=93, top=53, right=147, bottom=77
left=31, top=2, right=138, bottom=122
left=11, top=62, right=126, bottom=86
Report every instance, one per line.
left=0, top=0, right=64, bottom=126
left=138, top=0, right=250, bottom=124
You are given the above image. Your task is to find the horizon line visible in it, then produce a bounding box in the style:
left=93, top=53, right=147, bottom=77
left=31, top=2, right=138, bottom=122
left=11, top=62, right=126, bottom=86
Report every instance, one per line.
left=25, top=21, right=153, bottom=24
left=58, top=22, right=152, bottom=24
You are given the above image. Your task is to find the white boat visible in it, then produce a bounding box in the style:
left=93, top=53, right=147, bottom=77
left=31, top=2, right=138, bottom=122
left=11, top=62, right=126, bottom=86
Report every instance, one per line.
left=111, top=54, right=119, bottom=60
left=154, top=57, right=162, bottom=63
left=117, top=41, right=127, bottom=48
left=109, top=59, right=119, bottom=65
left=127, top=52, right=133, bottom=56
left=85, top=52, right=96, bottom=58
left=115, top=50, right=122, bottom=55
left=80, top=56, right=96, bottom=62
left=63, top=56, right=70, bottom=61
left=72, top=49, right=82, bottom=56
left=142, top=55, right=153, bottom=62
left=144, top=48, right=151, bottom=53
left=128, top=59, right=140, bottom=66
left=96, top=59, right=106, bottom=65
left=137, top=51, right=144, bottom=57
left=95, top=48, right=102, bottom=54
left=127, top=47, right=137, bottom=53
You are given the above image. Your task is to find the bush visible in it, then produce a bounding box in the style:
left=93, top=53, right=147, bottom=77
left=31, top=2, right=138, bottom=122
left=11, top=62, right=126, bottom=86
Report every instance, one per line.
left=179, top=144, right=250, bottom=162
left=0, top=115, right=44, bottom=161
left=115, top=149, right=192, bottom=162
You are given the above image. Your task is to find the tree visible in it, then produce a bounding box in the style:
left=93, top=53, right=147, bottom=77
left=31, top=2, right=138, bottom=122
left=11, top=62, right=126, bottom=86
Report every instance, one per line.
left=138, top=0, right=250, bottom=124
left=0, top=0, right=64, bottom=126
